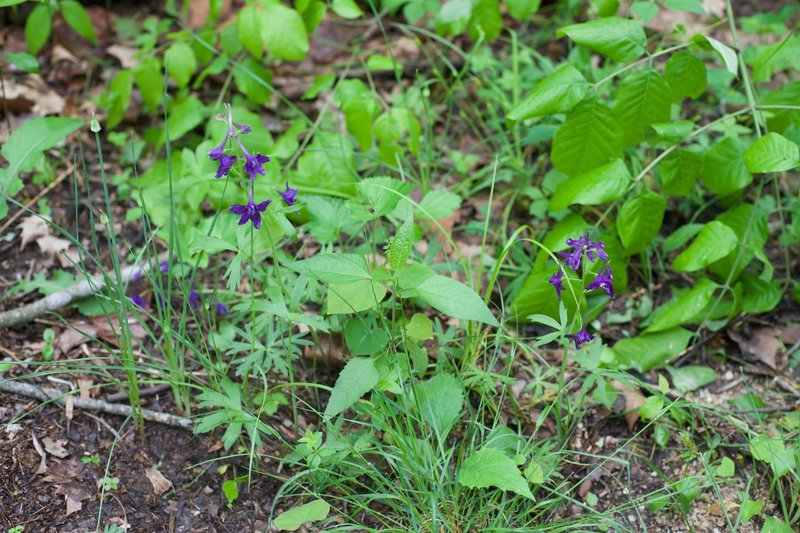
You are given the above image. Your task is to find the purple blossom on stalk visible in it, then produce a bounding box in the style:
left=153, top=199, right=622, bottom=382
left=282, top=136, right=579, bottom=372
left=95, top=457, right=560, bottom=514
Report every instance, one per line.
left=188, top=289, right=201, bottom=309
left=234, top=122, right=252, bottom=134
left=159, top=261, right=169, bottom=273
left=549, top=270, right=565, bottom=300
left=243, top=151, right=270, bottom=180
left=559, top=249, right=583, bottom=272
left=131, top=268, right=142, bottom=282
left=277, top=181, right=298, bottom=207
left=586, top=239, right=608, bottom=263
left=565, top=326, right=594, bottom=349
left=230, top=197, right=271, bottom=229
left=130, top=294, right=148, bottom=309
left=586, top=267, right=615, bottom=299
left=208, top=138, right=237, bottom=179
left=216, top=302, right=229, bottom=315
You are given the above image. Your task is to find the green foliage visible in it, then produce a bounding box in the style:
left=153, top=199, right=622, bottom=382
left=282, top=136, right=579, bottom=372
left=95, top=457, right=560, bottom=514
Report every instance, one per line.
left=324, top=357, right=380, bottom=417
left=508, top=64, right=590, bottom=121
left=273, top=499, right=330, bottom=531
left=458, top=448, right=534, bottom=500
left=558, top=17, right=647, bottom=62
left=551, top=99, right=622, bottom=177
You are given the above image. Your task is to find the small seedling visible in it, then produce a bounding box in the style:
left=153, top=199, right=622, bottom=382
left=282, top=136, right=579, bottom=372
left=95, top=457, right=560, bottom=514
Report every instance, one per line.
left=102, top=476, right=120, bottom=491
left=81, top=454, right=100, bottom=464
left=222, top=479, right=239, bottom=509
left=41, top=328, right=55, bottom=361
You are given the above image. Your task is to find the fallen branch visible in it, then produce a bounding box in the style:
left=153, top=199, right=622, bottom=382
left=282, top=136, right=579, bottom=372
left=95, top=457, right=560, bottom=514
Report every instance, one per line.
left=0, top=379, right=194, bottom=430
left=0, top=253, right=166, bottom=330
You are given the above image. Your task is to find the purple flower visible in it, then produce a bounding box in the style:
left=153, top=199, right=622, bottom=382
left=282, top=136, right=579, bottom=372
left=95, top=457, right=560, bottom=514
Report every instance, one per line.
left=565, top=327, right=594, bottom=349
left=586, top=239, right=608, bottom=263
left=188, top=289, right=201, bottom=309
left=230, top=198, right=271, bottom=229
left=130, top=294, right=148, bottom=309
left=549, top=270, right=565, bottom=300
left=277, top=181, right=298, bottom=207
left=559, top=249, right=583, bottom=272
left=216, top=302, right=229, bottom=315
left=559, top=233, right=608, bottom=272
left=159, top=261, right=169, bottom=273
left=243, top=152, right=270, bottom=180
left=234, top=122, right=252, bottom=134
left=586, top=267, right=615, bottom=299
left=208, top=139, right=237, bottom=179
left=131, top=268, right=142, bottom=282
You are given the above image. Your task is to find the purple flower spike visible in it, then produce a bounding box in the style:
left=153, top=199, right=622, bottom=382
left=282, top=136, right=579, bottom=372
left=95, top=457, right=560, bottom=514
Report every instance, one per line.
left=230, top=199, right=272, bottom=229
left=159, top=261, right=169, bottom=273
left=188, top=289, right=201, bottom=309
left=278, top=181, right=298, bottom=208
left=130, top=294, right=148, bottom=309
left=216, top=302, right=229, bottom=315
left=131, top=268, right=142, bottom=282
left=586, top=239, right=608, bottom=262
left=566, top=327, right=594, bottom=349
left=244, top=153, right=270, bottom=180
left=587, top=267, right=615, bottom=299
left=549, top=270, right=565, bottom=300
left=559, top=249, right=583, bottom=272
left=234, top=122, right=252, bottom=134
left=209, top=139, right=237, bottom=178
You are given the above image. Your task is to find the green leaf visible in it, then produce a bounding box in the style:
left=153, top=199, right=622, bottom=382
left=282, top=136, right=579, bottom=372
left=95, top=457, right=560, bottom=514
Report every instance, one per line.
left=288, top=254, right=372, bottom=284
left=159, top=94, right=208, bottom=144
left=325, top=357, right=380, bottom=417
left=617, top=190, right=666, bottom=255
left=387, top=218, right=414, bottom=271
left=740, top=500, right=763, bottom=522
left=551, top=99, right=623, bottom=177
left=467, top=0, right=502, bottom=41
left=327, top=279, right=387, bottom=313
left=302, top=73, right=335, bottom=100
left=233, top=57, right=272, bottom=105
left=398, top=264, right=499, bottom=326
left=332, top=0, right=363, bottom=18
left=668, top=365, right=718, bottom=393
left=702, top=137, right=753, bottom=195
left=25, top=4, right=51, bottom=56
left=630, top=1, right=658, bottom=23
left=761, top=517, right=794, bottom=533
left=3, top=51, right=39, bottom=73
left=557, top=17, right=647, bottom=63
left=417, top=189, right=461, bottom=219
left=661, top=149, right=702, bottom=195
left=106, top=69, right=134, bottom=129
left=508, top=63, right=590, bottom=120
left=237, top=5, right=263, bottom=60
left=261, top=4, right=309, bottom=60
left=648, top=121, right=694, bottom=143
left=740, top=274, right=782, bottom=314
left=458, top=448, right=534, bottom=500
left=334, top=80, right=380, bottom=151
left=439, top=0, right=473, bottom=23
left=415, top=373, right=464, bottom=436
left=60, top=0, right=98, bottom=44
left=352, top=176, right=413, bottom=219
left=550, top=159, right=630, bottom=210
left=405, top=313, right=433, bottom=341
left=344, top=319, right=389, bottom=356
left=716, top=457, right=735, bottom=477
left=646, top=278, right=719, bottom=332
left=133, top=57, right=162, bottom=112
left=664, top=0, right=704, bottom=14
left=665, top=51, right=707, bottom=100
left=692, top=34, right=738, bottom=76
left=302, top=0, right=327, bottom=33
left=273, top=499, right=330, bottom=531
left=749, top=434, right=784, bottom=464
left=612, top=327, right=693, bottom=371
left=743, top=132, right=800, bottom=173
left=673, top=221, right=739, bottom=272
left=614, top=68, right=671, bottom=147
left=505, top=0, right=540, bottom=20
left=164, top=42, right=197, bottom=89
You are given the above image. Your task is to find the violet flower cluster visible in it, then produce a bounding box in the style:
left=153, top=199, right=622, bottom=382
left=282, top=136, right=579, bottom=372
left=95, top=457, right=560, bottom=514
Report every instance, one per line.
left=548, top=233, right=616, bottom=349
left=209, top=104, right=299, bottom=229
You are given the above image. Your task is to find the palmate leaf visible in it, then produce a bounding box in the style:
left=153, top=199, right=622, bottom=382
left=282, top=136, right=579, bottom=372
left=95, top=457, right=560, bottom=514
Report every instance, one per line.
left=614, top=68, right=671, bottom=147
left=508, top=63, right=590, bottom=120
left=557, top=17, right=647, bottom=62
left=551, top=98, right=623, bottom=177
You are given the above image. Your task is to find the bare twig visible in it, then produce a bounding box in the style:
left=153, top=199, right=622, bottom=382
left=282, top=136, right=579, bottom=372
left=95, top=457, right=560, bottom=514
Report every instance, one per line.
left=105, top=383, right=171, bottom=403
left=0, top=379, right=194, bottom=430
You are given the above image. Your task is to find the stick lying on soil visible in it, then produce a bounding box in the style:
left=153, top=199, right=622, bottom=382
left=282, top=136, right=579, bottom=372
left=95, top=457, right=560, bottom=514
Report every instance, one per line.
left=0, top=379, right=194, bottom=430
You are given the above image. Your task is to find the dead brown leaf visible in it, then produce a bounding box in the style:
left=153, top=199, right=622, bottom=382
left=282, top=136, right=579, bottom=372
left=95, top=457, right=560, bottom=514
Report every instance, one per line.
left=65, top=493, right=82, bottom=516
left=77, top=378, right=93, bottom=399
left=42, top=436, right=70, bottom=458
left=729, top=328, right=782, bottom=370
left=36, top=235, right=78, bottom=267
left=107, top=44, right=139, bottom=69
left=58, top=315, right=147, bottom=353
left=31, top=432, right=48, bottom=474
left=612, top=381, right=644, bottom=431
left=18, top=215, right=50, bottom=250
left=0, top=75, right=66, bottom=116
left=43, top=459, right=82, bottom=483
left=145, top=465, right=173, bottom=495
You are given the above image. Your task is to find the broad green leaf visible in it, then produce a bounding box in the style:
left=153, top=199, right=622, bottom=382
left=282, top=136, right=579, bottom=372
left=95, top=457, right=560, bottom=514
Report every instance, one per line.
left=630, top=1, right=658, bottom=23
left=273, top=499, right=330, bottom=530
left=558, top=17, right=647, bottom=63
left=614, top=68, right=671, bottom=147
left=415, top=373, right=464, bottom=436
left=439, top=0, right=472, bottom=23
left=0, top=0, right=27, bottom=5
left=344, top=319, right=389, bottom=356
left=159, top=94, right=207, bottom=144
left=288, top=254, right=372, bottom=284
left=646, top=279, right=719, bottom=332
left=508, top=64, right=590, bottom=120
left=417, top=189, right=461, bottom=219
left=702, top=137, right=752, bottom=195
left=327, top=280, right=386, bottom=313
left=133, top=57, right=162, bottom=112
left=760, top=517, right=793, bottom=533
left=334, top=80, right=379, bottom=151
left=749, top=435, right=784, bottom=464
left=665, top=51, right=707, bottom=100
left=406, top=313, right=434, bottom=341
left=374, top=107, right=421, bottom=162
left=740, top=274, right=782, bottom=314
left=617, top=190, right=666, bottom=255
left=261, top=4, right=309, bottom=60
left=708, top=203, right=768, bottom=281
left=332, top=0, right=363, bottom=18
left=550, top=159, right=630, bottom=210
left=352, top=176, right=412, bottom=220
left=692, top=34, right=738, bottom=76
left=505, top=0, right=540, bottom=20
left=106, top=69, right=133, bottom=129
left=458, top=448, right=534, bottom=499
left=551, top=99, right=623, bottom=177
left=743, top=132, right=800, bottom=173
left=237, top=5, right=263, bottom=59
left=325, top=357, right=380, bottom=417
left=664, top=0, right=704, bottom=14
left=4, top=51, right=39, bottom=73
left=668, top=365, right=717, bottom=392
left=673, top=221, right=738, bottom=272
left=25, top=4, right=51, bottom=56
left=387, top=218, right=414, bottom=271
left=740, top=500, right=763, bottom=522
left=661, top=148, right=702, bottom=195
left=648, top=121, right=694, bottom=143
left=716, top=457, right=735, bottom=477
left=164, top=42, right=197, bottom=89
left=398, top=264, right=499, bottom=326
left=302, top=73, right=335, bottom=99
left=233, top=57, right=272, bottom=105
left=467, top=0, right=502, bottom=41
left=60, top=0, right=98, bottom=44
left=763, top=81, right=800, bottom=134
left=612, top=327, right=693, bottom=371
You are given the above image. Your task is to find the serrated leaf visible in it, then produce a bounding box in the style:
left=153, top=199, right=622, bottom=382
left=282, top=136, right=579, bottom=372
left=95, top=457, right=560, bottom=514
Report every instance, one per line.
left=288, top=254, right=372, bottom=284
left=237, top=5, right=263, bottom=60
left=325, top=357, right=380, bottom=417
left=273, top=499, right=330, bottom=531
left=417, top=189, right=461, bottom=219
left=387, top=218, right=414, bottom=271
left=164, top=42, right=197, bottom=89
left=665, top=51, right=707, bottom=100
left=668, top=365, right=717, bottom=393
left=415, top=373, right=464, bottom=436
left=661, top=148, right=702, bottom=195
left=617, top=190, right=666, bottom=255
left=458, top=448, right=533, bottom=499
left=614, top=68, right=671, bottom=147
left=60, top=0, right=98, bottom=44
left=743, top=132, right=800, bottom=173
left=551, top=98, right=623, bottom=177
left=550, top=158, right=630, bottom=210
left=25, top=4, right=51, bottom=56
left=612, top=327, right=693, bottom=371
left=261, top=4, right=309, bottom=60
left=508, top=63, right=590, bottom=120
left=646, top=278, right=718, bottom=332
left=344, top=319, right=389, bottom=356
left=702, top=137, right=752, bottom=195
left=558, top=17, right=647, bottom=63
left=505, top=0, right=540, bottom=20
left=673, top=221, right=738, bottom=272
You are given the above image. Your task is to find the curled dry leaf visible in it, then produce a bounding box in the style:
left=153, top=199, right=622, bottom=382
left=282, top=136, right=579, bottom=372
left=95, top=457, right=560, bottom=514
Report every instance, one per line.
left=612, top=381, right=644, bottom=431
left=42, top=436, right=70, bottom=458
left=18, top=215, right=51, bottom=250
left=729, top=328, right=782, bottom=370
left=65, top=493, right=82, bottom=516
left=145, top=465, right=173, bottom=496
left=0, top=75, right=66, bottom=116
left=31, top=432, right=48, bottom=474
left=36, top=235, right=79, bottom=268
